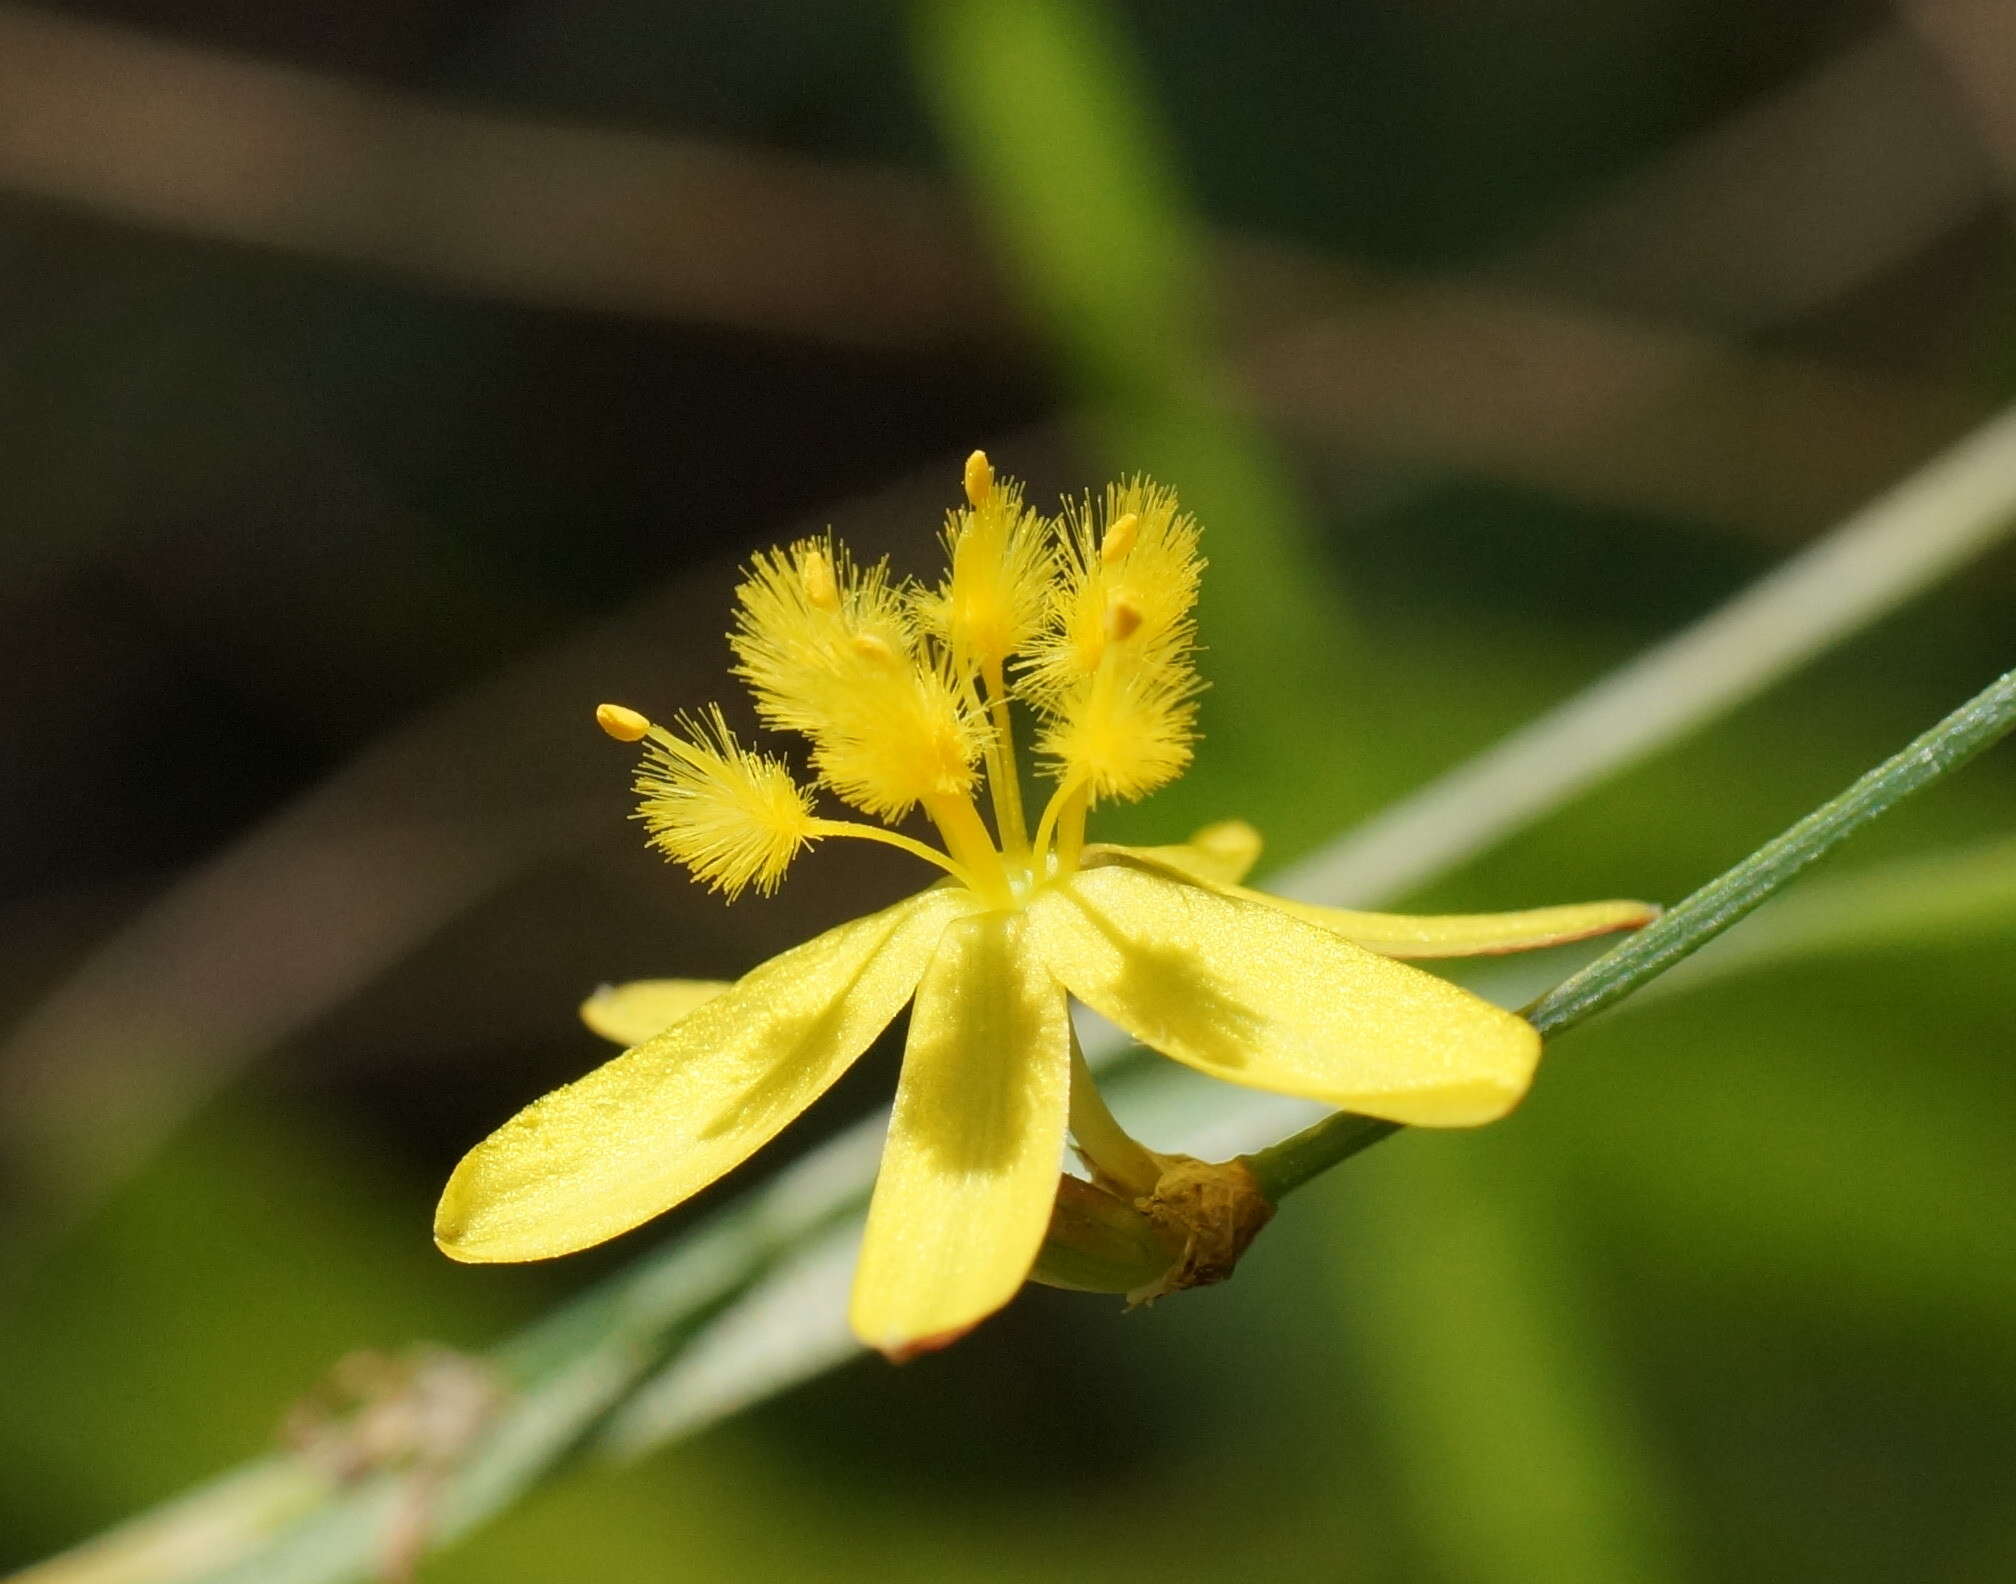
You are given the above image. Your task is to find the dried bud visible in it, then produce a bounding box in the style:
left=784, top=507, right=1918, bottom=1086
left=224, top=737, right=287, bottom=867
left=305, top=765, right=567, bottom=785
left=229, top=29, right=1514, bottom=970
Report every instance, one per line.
left=1027, top=1155, right=1275, bottom=1305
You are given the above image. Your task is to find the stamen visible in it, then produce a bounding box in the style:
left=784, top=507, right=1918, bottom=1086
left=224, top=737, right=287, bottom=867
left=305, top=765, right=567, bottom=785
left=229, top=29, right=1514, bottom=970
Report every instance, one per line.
left=804, top=818, right=976, bottom=888
left=963, top=449, right=994, bottom=507
left=1020, top=482, right=1197, bottom=709
left=596, top=702, right=651, bottom=743
left=1031, top=776, right=1087, bottom=874
left=924, top=464, right=1051, bottom=682
left=632, top=707, right=817, bottom=899
left=922, top=792, right=1015, bottom=909
left=981, top=661, right=1031, bottom=863
left=1026, top=479, right=1202, bottom=808
left=737, top=539, right=987, bottom=820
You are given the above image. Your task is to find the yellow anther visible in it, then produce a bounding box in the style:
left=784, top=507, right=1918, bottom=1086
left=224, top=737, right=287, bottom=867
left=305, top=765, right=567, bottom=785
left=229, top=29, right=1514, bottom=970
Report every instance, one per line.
left=596, top=703, right=651, bottom=742
left=1100, top=511, right=1139, bottom=565
left=800, top=548, right=840, bottom=613
left=1104, top=595, right=1144, bottom=643
left=852, top=632, right=898, bottom=665
left=963, top=450, right=994, bottom=508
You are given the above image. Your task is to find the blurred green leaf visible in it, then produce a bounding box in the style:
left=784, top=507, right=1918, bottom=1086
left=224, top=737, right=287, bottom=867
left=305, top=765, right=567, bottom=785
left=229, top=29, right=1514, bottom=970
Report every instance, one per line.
left=1335, top=1141, right=1689, bottom=1584
left=912, top=0, right=1359, bottom=821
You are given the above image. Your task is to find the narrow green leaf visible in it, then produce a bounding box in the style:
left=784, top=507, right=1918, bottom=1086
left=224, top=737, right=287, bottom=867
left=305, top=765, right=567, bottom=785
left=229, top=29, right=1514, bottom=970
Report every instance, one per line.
left=1247, top=666, right=2016, bottom=1198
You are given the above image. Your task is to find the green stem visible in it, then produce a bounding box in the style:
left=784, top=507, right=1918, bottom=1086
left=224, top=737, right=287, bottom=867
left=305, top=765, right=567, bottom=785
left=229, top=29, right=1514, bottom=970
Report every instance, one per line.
left=1526, top=666, right=2016, bottom=1035
left=1246, top=666, right=2016, bottom=1200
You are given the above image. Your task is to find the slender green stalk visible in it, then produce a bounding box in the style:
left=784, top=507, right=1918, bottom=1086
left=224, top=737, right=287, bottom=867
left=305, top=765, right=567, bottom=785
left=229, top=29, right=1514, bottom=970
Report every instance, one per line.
left=1526, top=668, right=2016, bottom=1033
left=1279, top=407, right=2016, bottom=907
left=1245, top=666, right=2016, bottom=1200
left=1241, top=1114, right=1403, bottom=1200
left=1629, top=831, right=2016, bottom=1000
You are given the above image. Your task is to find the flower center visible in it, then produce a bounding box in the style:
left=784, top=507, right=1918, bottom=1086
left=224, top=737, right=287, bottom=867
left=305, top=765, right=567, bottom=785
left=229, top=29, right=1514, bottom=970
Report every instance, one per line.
left=598, top=451, right=1205, bottom=906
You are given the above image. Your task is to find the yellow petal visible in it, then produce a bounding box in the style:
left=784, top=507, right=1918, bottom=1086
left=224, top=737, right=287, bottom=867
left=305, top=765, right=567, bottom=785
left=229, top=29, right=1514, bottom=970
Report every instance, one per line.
left=579, top=979, right=733, bottom=1046
left=1088, top=817, right=1264, bottom=887
left=1029, top=865, right=1539, bottom=1127
left=849, top=910, right=1070, bottom=1357
left=1087, top=844, right=1654, bottom=959
left=437, top=887, right=971, bottom=1262
left=1259, top=896, right=1661, bottom=958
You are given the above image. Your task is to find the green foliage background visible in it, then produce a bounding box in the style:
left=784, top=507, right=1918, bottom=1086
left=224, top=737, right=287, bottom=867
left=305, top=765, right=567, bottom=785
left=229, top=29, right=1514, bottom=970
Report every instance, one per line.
left=2, top=2, right=2012, bottom=1580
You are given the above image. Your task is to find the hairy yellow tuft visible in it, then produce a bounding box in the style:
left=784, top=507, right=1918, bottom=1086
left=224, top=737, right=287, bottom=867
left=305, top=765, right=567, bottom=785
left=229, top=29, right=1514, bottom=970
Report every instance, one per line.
left=916, top=468, right=1053, bottom=679
left=633, top=706, right=816, bottom=899
left=1021, top=477, right=1202, bottom=802
left=809, top=649, right=988, bottom=820
left=1038, top=663, right=1201, bottom=802
left=731, top=538, right=913, bottom=739
left=731, top=536, right=985, bottom=820
left=1020, top=478, right=1202, bottom=703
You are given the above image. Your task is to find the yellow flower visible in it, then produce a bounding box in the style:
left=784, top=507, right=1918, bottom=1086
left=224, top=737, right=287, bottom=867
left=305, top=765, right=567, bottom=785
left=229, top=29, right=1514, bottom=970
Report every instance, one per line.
left=435, top=454, right=1655, bottom=1357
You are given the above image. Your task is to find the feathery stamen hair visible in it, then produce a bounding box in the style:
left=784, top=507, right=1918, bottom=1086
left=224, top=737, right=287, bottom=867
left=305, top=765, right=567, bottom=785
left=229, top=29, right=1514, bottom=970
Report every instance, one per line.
left=634, top=706, right=817, bottom=898
left=730, top=536, right=985, bottom=819
left=1023, top=477, right=1203, bottom=800
left=917, top=467, right=1053, bottom=679
left=1020, top=477, right=1202, bottom=704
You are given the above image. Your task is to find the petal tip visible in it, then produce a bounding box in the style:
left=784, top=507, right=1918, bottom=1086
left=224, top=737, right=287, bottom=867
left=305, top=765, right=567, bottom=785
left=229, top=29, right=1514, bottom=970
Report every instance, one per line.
left=433, top=1231, right=485, bottom=1264
left=432, top=1215, right=485, bottom=1263
left=432, top=1158, right=537, bottom=1263
left=872, top=1324, right=978, bottom=1364
left=432, top=1187, right=489, bottom=1263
